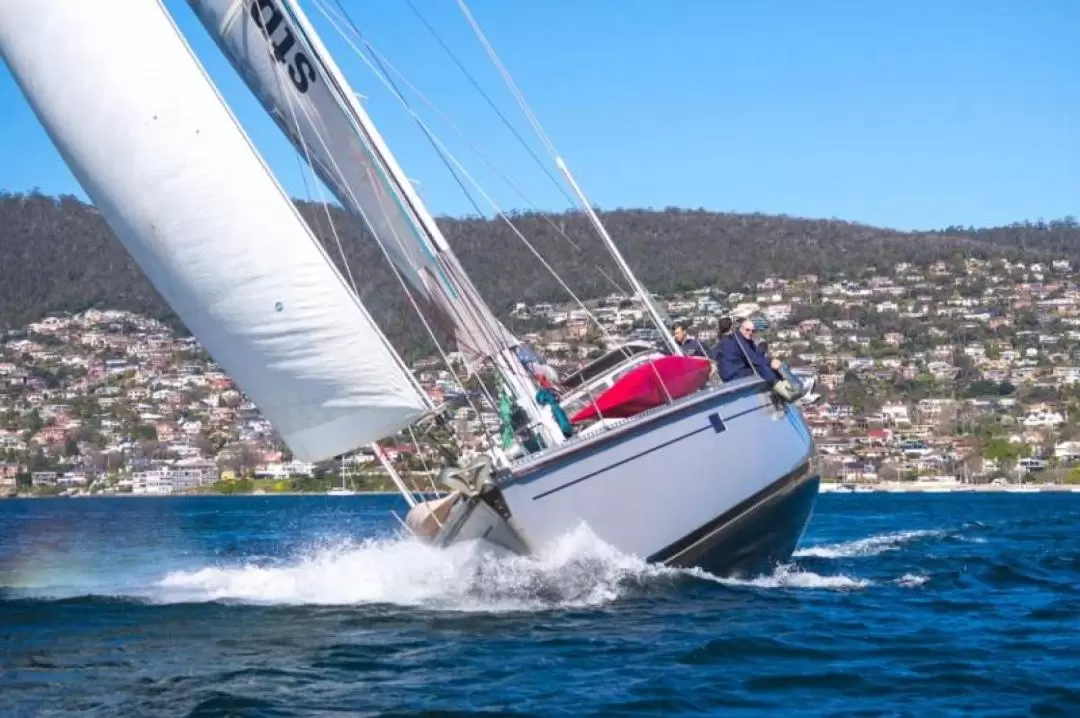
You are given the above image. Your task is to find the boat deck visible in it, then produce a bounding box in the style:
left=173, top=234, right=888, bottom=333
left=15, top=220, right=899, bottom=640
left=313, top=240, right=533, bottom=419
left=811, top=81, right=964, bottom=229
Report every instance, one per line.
left=506, top=375, right=770, bottom=478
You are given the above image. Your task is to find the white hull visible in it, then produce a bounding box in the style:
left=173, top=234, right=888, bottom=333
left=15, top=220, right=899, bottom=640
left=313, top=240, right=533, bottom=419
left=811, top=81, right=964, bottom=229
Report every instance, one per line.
left=419, top=379, right=818, bottom=577
left=327, top=488, right=358, bottom=496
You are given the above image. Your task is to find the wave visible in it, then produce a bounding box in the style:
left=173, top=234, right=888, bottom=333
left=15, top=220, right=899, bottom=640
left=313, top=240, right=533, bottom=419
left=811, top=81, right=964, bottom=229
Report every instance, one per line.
left=894, top=573, right=929, bottom=587
left=153, top=526, right=684, bottom=612
left=6, top=526, right=931, bottom=610
left=150, top=525, right=884, bottom=610
left=703, top=565, right=872, bottom=590
left=793, top=529, right=945, bottom=559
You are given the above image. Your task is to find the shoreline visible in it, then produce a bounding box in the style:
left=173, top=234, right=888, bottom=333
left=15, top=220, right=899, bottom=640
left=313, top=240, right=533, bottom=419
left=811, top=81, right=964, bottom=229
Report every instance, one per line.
left=8, top=484, right=1080, bottom=499
left=3, top=490, right=405, bottom=499
left=821, top=481, right=1080, bottom=493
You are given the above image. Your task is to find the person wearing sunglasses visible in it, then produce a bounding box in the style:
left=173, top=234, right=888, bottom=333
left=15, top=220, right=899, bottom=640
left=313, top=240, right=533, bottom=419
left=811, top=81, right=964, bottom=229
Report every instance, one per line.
left=714, top=318, right=816, bottom=403
left=714, top=318, right=782, bottom=384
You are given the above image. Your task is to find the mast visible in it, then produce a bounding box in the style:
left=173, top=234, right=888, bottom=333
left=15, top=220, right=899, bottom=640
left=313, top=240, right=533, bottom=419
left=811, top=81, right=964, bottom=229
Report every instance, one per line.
left=186, top=0, right=565, bottom=447
left=555, top=158, right=680, bottom=355
left=278, top=0, right=562, bottom=442
left=451, top=0, right=679, bottom=354
left=0, top=0, right=431, bottom=463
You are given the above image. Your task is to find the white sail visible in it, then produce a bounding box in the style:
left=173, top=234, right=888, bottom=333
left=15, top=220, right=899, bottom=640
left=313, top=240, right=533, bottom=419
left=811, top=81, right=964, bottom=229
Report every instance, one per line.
left=0, top=0, right=431, bottom=462
left=187, top=0, right=518, bottom=370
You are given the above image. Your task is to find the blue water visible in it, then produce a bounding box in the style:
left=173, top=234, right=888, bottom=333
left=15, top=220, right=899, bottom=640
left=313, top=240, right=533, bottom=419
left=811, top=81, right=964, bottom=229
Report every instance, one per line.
left=2, top=494, right=1079, bottom=717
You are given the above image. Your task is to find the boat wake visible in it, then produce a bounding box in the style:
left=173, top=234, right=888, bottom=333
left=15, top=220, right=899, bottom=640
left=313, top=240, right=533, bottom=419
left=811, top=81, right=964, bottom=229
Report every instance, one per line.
left=793, top=529, right=945, bottom=559
left=148, top=525, right=924, bottom=610
left=704, top=565, right=873, bottom=590
left=153, top=525, right=673, bottom=612
left=5, top=527, right=941, bottom=610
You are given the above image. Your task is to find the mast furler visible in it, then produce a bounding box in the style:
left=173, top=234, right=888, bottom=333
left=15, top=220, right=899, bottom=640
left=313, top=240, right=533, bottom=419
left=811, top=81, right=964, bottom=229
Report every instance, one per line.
left=187, top=0, right=564, bottom=448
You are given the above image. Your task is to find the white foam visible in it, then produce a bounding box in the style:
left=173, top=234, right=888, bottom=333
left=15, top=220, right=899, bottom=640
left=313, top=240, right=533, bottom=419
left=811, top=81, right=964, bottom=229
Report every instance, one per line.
left=146, top=525, right=878, bottom=610
left=894, top=573, right=929, bottom=587
left=152, top=525, right=683, bottom=612
left=704, top=564, right=872, bottom=590
left=793, top=529, right=944, bottom=559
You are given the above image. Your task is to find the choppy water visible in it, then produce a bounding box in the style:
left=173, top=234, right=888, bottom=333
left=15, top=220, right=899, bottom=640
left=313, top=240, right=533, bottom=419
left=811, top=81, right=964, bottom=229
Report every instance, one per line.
left=2, top=493, right=1079, bottom=717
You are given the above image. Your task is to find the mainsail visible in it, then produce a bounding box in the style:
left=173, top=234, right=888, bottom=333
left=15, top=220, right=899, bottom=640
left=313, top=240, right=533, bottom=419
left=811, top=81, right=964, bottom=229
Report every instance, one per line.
left=187, top=0, right=519, bottom=370
left=0, top=0, right=431, bottom=462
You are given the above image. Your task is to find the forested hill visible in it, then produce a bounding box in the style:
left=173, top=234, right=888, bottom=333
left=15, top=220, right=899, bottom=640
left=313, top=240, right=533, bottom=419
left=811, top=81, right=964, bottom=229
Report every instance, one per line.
left=1, top=190, right=1078, bottom=349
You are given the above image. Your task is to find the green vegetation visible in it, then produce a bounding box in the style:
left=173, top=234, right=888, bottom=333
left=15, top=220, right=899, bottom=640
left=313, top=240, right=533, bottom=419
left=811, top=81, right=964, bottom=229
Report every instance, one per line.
left=3, top=191, right=1079, bottom=357
left=982, top=438, right=1032, bottom=463
left=211, top=478, right=255, bottom=494
left=205, top=472, right=399, bottom=495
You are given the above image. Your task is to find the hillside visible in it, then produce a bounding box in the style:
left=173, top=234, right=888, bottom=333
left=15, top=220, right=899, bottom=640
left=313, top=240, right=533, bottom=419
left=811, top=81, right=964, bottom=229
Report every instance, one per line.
left=2, top=190, right=1078, bottom=352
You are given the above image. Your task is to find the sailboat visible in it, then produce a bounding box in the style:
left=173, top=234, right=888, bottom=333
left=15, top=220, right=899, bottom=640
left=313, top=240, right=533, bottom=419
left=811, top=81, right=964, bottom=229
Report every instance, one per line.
left=0, top=0, right=819, bottom=577
left=327, top=455, right=357, bottom=495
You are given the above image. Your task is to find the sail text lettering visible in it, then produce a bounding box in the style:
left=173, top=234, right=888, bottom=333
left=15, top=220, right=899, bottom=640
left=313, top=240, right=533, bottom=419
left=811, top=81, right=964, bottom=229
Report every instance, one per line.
left=249, top=0, right=317, bottom=94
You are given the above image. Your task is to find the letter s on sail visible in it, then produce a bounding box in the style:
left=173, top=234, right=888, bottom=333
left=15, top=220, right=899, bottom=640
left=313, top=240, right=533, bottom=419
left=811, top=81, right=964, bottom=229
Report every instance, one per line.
left=289, top=53, right=316, bottom=93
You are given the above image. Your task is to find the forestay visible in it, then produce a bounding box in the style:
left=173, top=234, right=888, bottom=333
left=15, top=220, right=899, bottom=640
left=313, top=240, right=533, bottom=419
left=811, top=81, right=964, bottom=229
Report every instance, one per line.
left=0, top=0, right=431, bottom=462
left=188, top=0, right=518, bottom=370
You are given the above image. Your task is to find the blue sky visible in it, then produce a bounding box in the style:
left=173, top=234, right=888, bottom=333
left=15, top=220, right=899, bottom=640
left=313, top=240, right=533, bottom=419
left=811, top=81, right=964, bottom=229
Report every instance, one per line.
left=1, top=0, right=1076, bottom=231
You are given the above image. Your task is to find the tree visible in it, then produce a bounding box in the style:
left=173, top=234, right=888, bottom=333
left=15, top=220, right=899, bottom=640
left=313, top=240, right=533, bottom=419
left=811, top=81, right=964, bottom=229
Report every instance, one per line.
left=71, top=396, right=96, bottom=419
left=878, top=464, right=905, bottom=482
left=81, top=448, right=107, bottom=473
left=105, top=451, right=125, bottom=472
left=218, top=390, right=242, bottom=409
left=134, top=440, right=173, bottom=461
left=933, top=403, right=958, bottom=435
left=5, top=191, right=1080, bottom=349
left=194, top=433, right=218, bottom=457
left=21, top=409, right=43, bottom=436
left=212, top=477, right=254, bottom=494
left=217, top=442, right=261, bottom=477
left=834, top=373, right=881, bottom=414
left=28, top=449, right=52, bottom=472
left=983, top=438, right=1029, bottom=462
left=132, top=424, right=157, bottom=441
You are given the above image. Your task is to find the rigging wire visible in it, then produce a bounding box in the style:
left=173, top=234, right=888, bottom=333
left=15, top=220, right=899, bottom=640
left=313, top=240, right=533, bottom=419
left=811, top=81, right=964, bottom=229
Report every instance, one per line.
left=307, top=0, right=675, bottom=411
left=449, top=0, right=676, bottom=349
left=311, top=0, right=612, bottom=433
left=403, top=0, right=577, bottom=208
left=256, top=2, right=510, bottom=457
left=250, top=11, right=466, bottom=484
left=275, top=0, right=573, bottom=454
left=308, top=0, right=631, bottom=356
left=316, top=0, right=631, bottom=295
left=451, top=0, right=559, bottom=161
left=291, top=6, right=560, bottom=442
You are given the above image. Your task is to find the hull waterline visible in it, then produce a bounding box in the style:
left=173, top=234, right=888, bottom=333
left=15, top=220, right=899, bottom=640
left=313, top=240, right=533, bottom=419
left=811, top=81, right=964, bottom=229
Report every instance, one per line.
left=653, top=463, right=819, bottom=577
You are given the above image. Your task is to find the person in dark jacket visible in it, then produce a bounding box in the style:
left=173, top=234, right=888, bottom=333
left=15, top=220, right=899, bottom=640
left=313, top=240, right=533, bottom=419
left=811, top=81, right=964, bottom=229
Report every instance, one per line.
left=671, top=321, right=708, bottom=357
left=716, top=315, right=733, bottom=339
left=713, top=318, right=781, bottom=383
